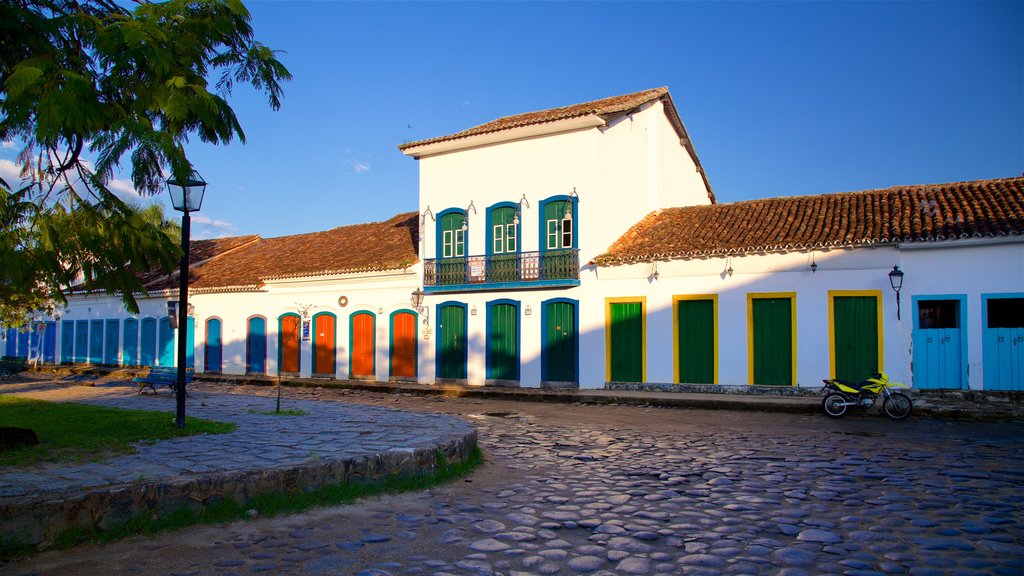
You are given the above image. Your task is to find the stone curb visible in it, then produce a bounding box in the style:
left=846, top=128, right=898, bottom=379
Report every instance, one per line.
left=0, top=406, right=477, bottom=550
left=190, top=374, right=1024, bottom=421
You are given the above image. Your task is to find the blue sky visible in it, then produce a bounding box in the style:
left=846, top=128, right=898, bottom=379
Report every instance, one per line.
left=3, top=1, right=1022, bottom=240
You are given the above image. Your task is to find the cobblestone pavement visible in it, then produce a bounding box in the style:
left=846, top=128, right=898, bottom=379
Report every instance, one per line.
left=7, top=383, right=1024, bottom=576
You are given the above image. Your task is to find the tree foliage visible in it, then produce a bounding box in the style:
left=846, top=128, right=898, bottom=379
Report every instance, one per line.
left=0, top=0, right=290, bottom=326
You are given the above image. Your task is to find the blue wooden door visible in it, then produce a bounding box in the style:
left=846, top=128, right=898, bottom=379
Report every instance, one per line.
left=247, top=317, right=266, bottom=374
left=913, top=298, right=964, bottom=389
left=104, top=319, right=120, bottom=365
left=140, top=318, right=157, bottom=366
left=61, top=323, right=74, bottom=363
left=42, top=322, right=56, bottom=363
left=205, top=318, right=222, bottom=372
left=88, top=319, right=103, bottom=364
left=17, top=329, right=29, bottom=357
left=3, top=328, right=16, bottom=356
left=158, top=317, right=175, bottom=366
left=28, top=325, right=40, bottom=361
left=75, top=321, right=89, bottom=362
left=983, top=296, right=1024, bottom=390
left=122, top=319, right=139, bottom=366
left=186, top=317, right=195, bottom=369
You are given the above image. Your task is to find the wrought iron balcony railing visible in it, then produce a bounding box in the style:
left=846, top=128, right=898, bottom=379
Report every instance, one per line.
left=424, top=249, right=580, bottom=290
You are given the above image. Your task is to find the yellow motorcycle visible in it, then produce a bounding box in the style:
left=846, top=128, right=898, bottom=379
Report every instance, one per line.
left=820, top=372, right=912, bottom=420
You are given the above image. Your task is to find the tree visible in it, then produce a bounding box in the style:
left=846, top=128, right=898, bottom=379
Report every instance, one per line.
left=0, top=0, right=290, bottom=327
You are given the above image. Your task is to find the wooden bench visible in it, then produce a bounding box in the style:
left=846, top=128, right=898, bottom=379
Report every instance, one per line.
left=0, top=356, right=28, bottom=381
left=133, top=366, right=192, bottom=396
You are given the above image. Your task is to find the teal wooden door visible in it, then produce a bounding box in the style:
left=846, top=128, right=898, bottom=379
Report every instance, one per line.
left=103, top=319, right=119, bottom=365
left=61, top=322, right=74, bottom=363
left=437, top=305, right=466, bottom=379
left=609, top=301, right=643, bottom=382
left=89, top=319, right=104, bottom=364
left=247, top=317, right=267, bottom=374
left=983, top=297, right=1024, bottom=390
left=158, top=318, right=174, bottom=366
left=833, top=296, right=879, bottom=383
left=140, top=318, right=157, bottom=366
left=751, top=298, right=793, bottom=385
left=75, top=321, right=89, bottom=363
left=913, top=299, right=963, bottom=389
left=543, top=301, right=577, bottom=383
left=122, top=319, right=138, bottom=366
left=542, top=200, right=573, bottom=279
left=677, top=299, right=714, bottom=384
left=487, top=303, right=518, bottom=381
left=186, top=317, right=195, bottom=369
left=205, top=318, right=222, bottom=371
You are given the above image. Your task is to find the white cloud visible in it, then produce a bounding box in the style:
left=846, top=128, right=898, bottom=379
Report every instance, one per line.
left=2, top=140, right=17, bottom=150
left=344, top=158, right=371, bottom=174
left=0, top=158, right=24, bottom=184
left=461, top=100, right=472, bottom=107
left=191, top=215, right=238, bottom=239
left=107, top=177, right=143, bottom=199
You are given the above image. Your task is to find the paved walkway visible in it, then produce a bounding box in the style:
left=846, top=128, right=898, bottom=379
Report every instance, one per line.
left=0, top=378, right=477, bottom=548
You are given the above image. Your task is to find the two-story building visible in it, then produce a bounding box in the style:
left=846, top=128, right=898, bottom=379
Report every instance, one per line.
left=7, top=87, right=1022, bottom=391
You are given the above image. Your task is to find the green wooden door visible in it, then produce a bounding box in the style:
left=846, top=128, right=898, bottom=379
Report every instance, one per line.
left=489, top=207, right=518, bottom=283
left=677, top=299, right=714, bottom=384
left=609, top=301, right=643, bottom=382
left=487, top=303, right=518, bottom=380
left=834, top=296, right=879, bottom=383
left=438, top=305, right=466, bottom=379
left=544, top=301, right=576, bottom=382
left=752, top=297, right=792, bottom=385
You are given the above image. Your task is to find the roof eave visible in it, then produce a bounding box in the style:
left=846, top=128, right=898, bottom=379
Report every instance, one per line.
left=400, top=115, right=607, bottom=159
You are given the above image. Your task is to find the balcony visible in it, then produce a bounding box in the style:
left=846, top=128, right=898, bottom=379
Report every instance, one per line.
left=424, top=249, right=580, bottom=293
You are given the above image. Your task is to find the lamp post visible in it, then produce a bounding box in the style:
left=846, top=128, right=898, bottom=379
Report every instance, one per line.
left=888, top=265, right=905, bottom=321
left=166, top=169, right=206, bottom=429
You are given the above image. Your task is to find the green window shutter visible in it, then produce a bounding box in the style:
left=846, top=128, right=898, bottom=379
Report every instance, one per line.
left=752, top=298, right=792, bottom=385
left=609, top=302, right=643, bottom=382
left=677, top=299, right=714, bottom=384
left=441, top=213, right=465, bottom=259
left=834, top=296, right=878, bottom=383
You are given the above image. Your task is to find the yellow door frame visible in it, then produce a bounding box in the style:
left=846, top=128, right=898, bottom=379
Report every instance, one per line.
left=746, top=292, right=798, bottom=386
left=827, top=289, right=884, bottom=380
left=672, top=294, right=719, bottom=384
left=605, top=297, right=647, bottom=383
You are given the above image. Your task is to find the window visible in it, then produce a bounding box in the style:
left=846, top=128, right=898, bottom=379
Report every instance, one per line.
left=542, top=198, right=574, bottom=250
left=440, top=212, right=466, bottom=258
left=489, top=206, right=518, bottom=254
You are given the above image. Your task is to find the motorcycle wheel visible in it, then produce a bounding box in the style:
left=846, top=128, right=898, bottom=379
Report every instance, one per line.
left=883, top=393, right=912, bottom=421
left=822, top=394, right=848, bottom=418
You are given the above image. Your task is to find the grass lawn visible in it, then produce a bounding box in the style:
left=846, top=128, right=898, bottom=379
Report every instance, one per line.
left=0, top=396, right=236, bottom=467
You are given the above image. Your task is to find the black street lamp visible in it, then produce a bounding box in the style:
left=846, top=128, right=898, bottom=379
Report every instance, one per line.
left=888, top=265, right=905, bottom=321
left=166, top=169, right=206, bottom=428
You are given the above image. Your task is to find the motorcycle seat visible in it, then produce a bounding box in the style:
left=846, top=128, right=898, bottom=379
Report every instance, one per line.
left=835, top=379, right=870, bottom=390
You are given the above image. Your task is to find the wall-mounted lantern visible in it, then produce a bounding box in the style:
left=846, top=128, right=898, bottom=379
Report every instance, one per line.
left=888, top=265, right=905, bottom=320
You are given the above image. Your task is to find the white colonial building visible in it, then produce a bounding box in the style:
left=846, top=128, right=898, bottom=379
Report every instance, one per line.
left=6, top=88, right=1023, bottom=391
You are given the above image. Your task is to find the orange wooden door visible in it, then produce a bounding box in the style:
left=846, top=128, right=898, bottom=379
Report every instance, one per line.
left=351, top=313, right=375, bottom=377
left=314, top=314, right=335, bottom=375
left=280, top=315, right=300, bottom=373
left=391, top=312, right=416, bottom=378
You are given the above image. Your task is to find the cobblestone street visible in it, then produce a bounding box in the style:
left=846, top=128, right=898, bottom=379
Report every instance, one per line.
left=8, top=384, right=1024, bottom=576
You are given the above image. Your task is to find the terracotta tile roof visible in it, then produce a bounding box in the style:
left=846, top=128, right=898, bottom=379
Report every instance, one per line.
left=595, top=177, right=1024, bottom=265
left=399, top=87, right=714, bottom=201
left=400, top=88, right=671, bottom=150
left=143, top=212, right=419, bottom=292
